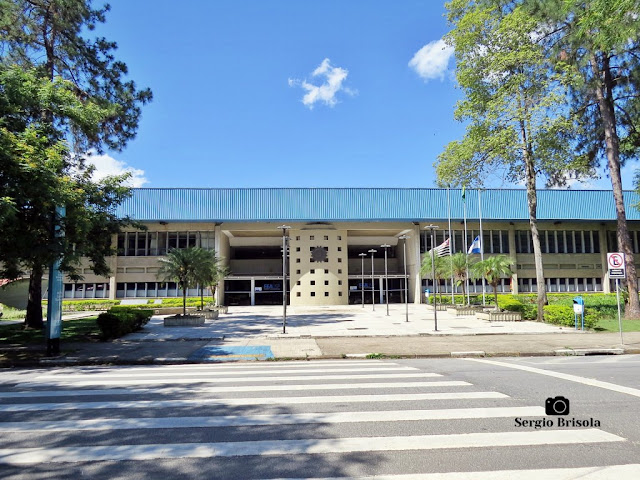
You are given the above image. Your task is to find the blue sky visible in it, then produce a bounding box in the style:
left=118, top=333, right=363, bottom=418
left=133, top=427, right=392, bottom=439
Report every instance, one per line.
left=88, top=0, right=635, bottom=190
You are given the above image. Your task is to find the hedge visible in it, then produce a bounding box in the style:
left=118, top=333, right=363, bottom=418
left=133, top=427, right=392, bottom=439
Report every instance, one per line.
left=96, top=307, right=153, bottom=340
left=542, top=305, right=598, bottom=329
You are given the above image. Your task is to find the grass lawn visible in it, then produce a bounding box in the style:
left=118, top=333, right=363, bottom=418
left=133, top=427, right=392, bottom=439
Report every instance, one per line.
left=592, top=317, right=640, bottom=332
left=0, top=316, right=100, bottom=344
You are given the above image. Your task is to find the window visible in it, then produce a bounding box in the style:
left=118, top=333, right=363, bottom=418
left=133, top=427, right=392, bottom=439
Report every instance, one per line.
left=310, top=292, right=315, bottom=297
left=296, top=258, right=300, bottom=263
left=338, top=269, right=342, bottom=274
left=324, top=280, right=329, bottom=286
left=310, top=269, right=315, bottom=274
left=296, top=292, right=301, bottom=297
left=296, top=236, right=300, bottom=241
left=338, top=280, right=342, bottom=285
left=310, top=281, right=315, bottom=285
left=324, top=292, right=329, bottom=296
left=325, top=269, right=329, bottom=274
left=296, top=281, right=301, bottom=286
left=338, top=236, right=342, bottom=241
left=296, top=247, right=300, bottom=252
left=324, top=235, right=329, bottom=241
left=310, top=235, right=315, bottom=240
left=296, top=269, right=301, bottom=274
left=337, top=246, right=342, bottom=252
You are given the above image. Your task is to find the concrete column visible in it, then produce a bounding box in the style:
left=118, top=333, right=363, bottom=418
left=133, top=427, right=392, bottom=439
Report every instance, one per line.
left=411, top=224, right=422, bottom=304
left=508, top=225, right=518, bottom=294
left=108, top=276, right=116, bottom=300
left=599, top=226, right=610, bottom=293
left=215, top=225, right=230, bottom=306
left=251, top=277, right=256, bottom=306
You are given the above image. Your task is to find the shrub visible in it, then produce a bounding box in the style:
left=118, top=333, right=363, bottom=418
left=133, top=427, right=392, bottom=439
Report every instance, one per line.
left=543, top=305, right=597, bottom=329
left=96, top=308, right=153, bottom=340
left=497, top=297, right=525, bottom=313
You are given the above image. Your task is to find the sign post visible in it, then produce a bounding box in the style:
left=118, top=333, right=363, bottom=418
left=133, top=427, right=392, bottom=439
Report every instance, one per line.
left=607, top=252, right=626, bottom=345
left=45, top=206, right=65, bottom=356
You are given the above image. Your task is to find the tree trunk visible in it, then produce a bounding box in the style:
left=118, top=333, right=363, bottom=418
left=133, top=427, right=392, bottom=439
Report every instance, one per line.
left=590, top=54, right=640, bottom=319
left=182, top=282, right=187, bottom=317
left=25, top=265, right=44, bottom=329
left=520, top=120, right=547, bottom=321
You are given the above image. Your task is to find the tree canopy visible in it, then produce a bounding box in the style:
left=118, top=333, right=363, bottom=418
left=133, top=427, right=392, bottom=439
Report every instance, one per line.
left=0, top=0, right=152, bottom=328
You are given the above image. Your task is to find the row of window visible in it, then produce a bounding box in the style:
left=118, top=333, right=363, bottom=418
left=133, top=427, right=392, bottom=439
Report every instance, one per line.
left=420, top=230, right=510, bottom=255
left=117, top=231, right=215, bottom=256
left=516, top=230, right=601, bottom=254
left=116, top=282, right=202, bottom=298
left=421, top=277, right=607, bottom=293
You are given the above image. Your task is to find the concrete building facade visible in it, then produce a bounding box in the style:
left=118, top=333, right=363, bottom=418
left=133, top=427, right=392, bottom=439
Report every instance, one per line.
left=58, top=188, right=640, bottom=305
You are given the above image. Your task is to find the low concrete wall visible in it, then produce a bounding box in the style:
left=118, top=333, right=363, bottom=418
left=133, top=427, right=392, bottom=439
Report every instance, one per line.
left=163, top=316, right=205, bottom=327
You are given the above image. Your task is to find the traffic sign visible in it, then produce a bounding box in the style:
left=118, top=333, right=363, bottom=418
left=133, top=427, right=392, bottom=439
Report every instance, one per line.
left=607, top=252, right=626, bottom=278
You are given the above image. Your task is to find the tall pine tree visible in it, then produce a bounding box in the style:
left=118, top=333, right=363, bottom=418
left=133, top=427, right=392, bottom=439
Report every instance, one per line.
left=0, top=1, right=151, bottom=328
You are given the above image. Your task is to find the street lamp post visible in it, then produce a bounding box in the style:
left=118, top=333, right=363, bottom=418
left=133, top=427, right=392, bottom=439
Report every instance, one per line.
left=381, top=244, right=390, bottom=316
left=399, top=235, right=409, bottom=322
left=425, top=225, right=439, bottom=331
left=277, top=225, right=291, bottom=334
left=359, top=253, right=367, bottom=307
left=368, top=249, right=377, bottom=311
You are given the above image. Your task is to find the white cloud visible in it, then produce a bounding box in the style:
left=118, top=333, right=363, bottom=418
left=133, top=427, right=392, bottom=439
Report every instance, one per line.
left=83, top=153, right=149, bottom=187
left=409, top=39, right=454, bottom=81
left=289, top=58, right=355, bottom=109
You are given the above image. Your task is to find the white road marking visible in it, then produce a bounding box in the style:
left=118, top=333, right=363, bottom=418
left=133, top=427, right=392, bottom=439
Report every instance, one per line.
left=39, top=360, right=395, bottom=375
left=260, top=464, right=640, bottom=480
left=0, top=391, right=509, bottom=412
left=18, top=372, right=441, bottom=387
left=1, top=381, right=471, bottom=399
left=34, top=366, right=419, bottom=380
left=0, top=429, right=623, bottom=465
left=465, top=358, right=640, bottom=398
left=0, top=406, right=545, bottom=432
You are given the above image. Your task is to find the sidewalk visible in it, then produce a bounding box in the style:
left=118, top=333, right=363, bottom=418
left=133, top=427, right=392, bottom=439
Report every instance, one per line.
left=0, top=304, right=633, bottom=366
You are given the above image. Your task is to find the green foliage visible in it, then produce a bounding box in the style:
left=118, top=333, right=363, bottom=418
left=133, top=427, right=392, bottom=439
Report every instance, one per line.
left=157, top=247, right=223, bottom=313
left=96, top=308, right=152, bottom=341
left=0, top=1, right=151, bottom=329
left=497, top=297, right=525, bottom=313
left=59, top=299, right=120, bottom=312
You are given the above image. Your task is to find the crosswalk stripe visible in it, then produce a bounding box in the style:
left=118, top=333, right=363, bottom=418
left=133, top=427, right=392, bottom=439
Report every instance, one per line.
left=41, top=360, right=390, bottom=375
left=0, top=391, right=509, bottom=412
left=18, top=372, right=441, bottom=387
left=0, top=406, right=545, bottom=432
left=259, top=464, right=640, bottom=480
left=34, top=365, right=419, bottom=380
left=0, top=429, right=623, bottom=465
left=0, top=380, right=471, bottom=399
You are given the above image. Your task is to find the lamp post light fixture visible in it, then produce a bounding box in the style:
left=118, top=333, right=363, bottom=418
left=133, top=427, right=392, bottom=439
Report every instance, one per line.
left=359, top=253, right=367, bottom=307
left=398, top=235, right=410, bottom=322
left=277, top=225, right=291, bottom=334
left=381, top=244, right=391, bottom=316
left=424, top=225, right=439, bottom=331
left=368, top=249, right=377, bottom=311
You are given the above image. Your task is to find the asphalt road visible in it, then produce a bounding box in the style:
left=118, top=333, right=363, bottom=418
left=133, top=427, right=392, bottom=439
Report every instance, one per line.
left=0, top=356, right=639, bottom=479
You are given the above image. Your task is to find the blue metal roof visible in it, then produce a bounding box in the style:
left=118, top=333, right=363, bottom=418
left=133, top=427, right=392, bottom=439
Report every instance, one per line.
left=115, top=188, right=640, bottom=222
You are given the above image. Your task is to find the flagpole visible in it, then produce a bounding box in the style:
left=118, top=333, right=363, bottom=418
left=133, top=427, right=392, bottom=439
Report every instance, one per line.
left=463, top=186, right=470, bottom=305
left=447, top=187, right=454, bottom=304
left=478, top=189, right=486, bottom=306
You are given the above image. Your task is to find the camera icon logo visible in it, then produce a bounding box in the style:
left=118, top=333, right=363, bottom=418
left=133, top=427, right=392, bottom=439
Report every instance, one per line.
left=545, top=396, right=570, bottom=416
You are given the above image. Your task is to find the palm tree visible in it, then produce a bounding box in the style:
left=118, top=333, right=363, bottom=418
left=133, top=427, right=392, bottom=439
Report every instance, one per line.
left=447, top=252, right=474, bottom=305
left=470, top=255, right=513, bottom=311
left=191, top=249, right=229, bottom=309
left=157, top=247, right=206, bottom=316
left=421, top=252, right=449, bottom=305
